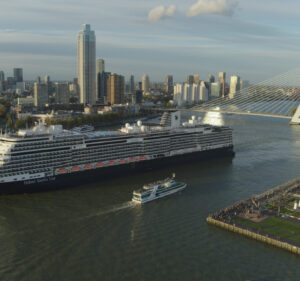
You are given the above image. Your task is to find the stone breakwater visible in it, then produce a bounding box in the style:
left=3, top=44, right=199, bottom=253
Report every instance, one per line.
left=207, top=177, right=300, bottom=255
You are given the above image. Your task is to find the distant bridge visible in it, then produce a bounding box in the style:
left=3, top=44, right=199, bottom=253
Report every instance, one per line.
left=188, top=108, right=292, bottom=119
left=190, top=68, right=300, bottom=119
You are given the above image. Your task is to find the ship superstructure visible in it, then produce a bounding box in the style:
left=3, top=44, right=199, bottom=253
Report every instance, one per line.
left=0, top=111, right=233, bottom=192
left=132, top=176, right=186, bottom=204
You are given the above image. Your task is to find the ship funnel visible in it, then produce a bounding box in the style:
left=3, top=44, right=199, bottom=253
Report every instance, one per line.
left=160, top=111, right=181, bottom=128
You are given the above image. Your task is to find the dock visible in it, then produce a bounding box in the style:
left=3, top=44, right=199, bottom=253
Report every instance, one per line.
left=207, top=177, right=300, bottom=255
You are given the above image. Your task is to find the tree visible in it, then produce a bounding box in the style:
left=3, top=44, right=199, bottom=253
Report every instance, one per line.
left=6, top=113, right=13, bottom=128
left=45, top=117, right=51, bottom=126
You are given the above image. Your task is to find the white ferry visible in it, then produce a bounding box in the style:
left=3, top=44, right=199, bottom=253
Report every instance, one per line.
left=132, top=175, right=186, bottom=204
left=0, top=111, right=234, bottom=193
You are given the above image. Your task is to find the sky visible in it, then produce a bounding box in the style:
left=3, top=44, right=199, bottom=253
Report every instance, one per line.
left=1, top=0, right=300, bottom=83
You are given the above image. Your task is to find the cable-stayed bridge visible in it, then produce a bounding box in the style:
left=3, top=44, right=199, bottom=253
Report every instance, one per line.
left=191, top=69, right=300, bottom=120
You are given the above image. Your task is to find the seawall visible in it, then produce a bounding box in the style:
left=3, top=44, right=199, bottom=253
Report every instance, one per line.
left=206, top=217, right=300, bottom=255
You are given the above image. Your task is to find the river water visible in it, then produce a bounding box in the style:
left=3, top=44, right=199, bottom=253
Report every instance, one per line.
left=0, top=113, right=299, bottom=281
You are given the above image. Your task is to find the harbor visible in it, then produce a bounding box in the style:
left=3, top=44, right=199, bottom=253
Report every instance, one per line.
left=207, top=177, right=300, bottom=255
left=1, top=114, right=300, bottom=281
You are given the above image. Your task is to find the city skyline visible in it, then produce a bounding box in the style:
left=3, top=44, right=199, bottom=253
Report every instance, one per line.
left=1, top=0, right=300, bottom=82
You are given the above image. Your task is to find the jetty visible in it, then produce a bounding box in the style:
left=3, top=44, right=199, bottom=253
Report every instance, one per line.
left=207, top=177, right=300, bottom=255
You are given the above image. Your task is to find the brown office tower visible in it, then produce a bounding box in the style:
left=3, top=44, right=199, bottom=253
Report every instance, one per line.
left=107, top=74, right=125, bottom=104
left=218, top=72, right=226, bottom=97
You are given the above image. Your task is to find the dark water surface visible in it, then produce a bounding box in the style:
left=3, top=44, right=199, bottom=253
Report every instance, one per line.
left=0, top=113, right=300, bottom=281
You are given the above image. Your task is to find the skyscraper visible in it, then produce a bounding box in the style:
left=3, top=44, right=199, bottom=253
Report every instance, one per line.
left=44, top=75, right=53, bottom=96
left=44, top=75, right=50, bottom=83
left=211, top=82, right=222, bottom=98
left=218, top=72, right=226, bottom=97
left=193, top=74, right=200, bottom=84
left=165, top=75, right=173, bottom=94
left=34, top=83, right=48, bottom=107
left=96, top=58, right=105, bottom=74
left=207, top=75, right=215, bottom=83
left=229, top=75, right=240, bottom=98
left=0, top=71, right=4, bottom=82
left=0, top=71, right=4, bottom=91
left=130, top=75, right=135, bottom=94
left=13, top=68, right=23, bottom=82
left=55, top=83, right=70, bottom=104
left=186, top=75, right=194, bottom=84
left=78, top=24, right=96, bottom=105
left=107, top=74, right=125, bottom=105
left=142, top=74, right=150, bottom=94
left=96, top=58, right=105, bottom=102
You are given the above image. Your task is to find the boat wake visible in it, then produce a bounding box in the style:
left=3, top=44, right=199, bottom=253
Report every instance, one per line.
left=79, top=201, right=138, bottom=220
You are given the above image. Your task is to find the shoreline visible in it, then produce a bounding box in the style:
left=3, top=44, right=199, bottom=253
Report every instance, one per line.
left=207, top=177, right=300, bottom=255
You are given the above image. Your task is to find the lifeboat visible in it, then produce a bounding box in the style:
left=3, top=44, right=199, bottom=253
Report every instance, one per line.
left=108, top=161, right=116, bottom=165
left=129, top=157, right=137, bottom=162
left=96, top=162, right=105, bottom=167
left=71, top=166, right=80, bottom=171
left=119, top=159, right=127, bottom=164
left=57, top=168, right=68, bottom=174
left=139, top=156, right=147, bottom=160
left=84, top=164, right=93, bottom=169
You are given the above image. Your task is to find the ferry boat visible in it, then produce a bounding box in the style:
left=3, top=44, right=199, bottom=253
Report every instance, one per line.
left=0, top=111, right=234, bottom=194
left=132, top=175, right=186, bottom=203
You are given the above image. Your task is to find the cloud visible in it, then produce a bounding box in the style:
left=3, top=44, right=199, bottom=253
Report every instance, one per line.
left=148, top=5, right=176, bottom=22
left=187, top=0, right=238, bottom=17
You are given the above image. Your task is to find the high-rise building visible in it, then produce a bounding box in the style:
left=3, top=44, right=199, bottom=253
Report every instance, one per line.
left=229, top=75, right=241, bottom=98
left=0, top=71, right=4, bottom=82
left=200, top=81, right=208, bottom=101
left=7, top=77, right=16, bottom=89
left=55, top=83, right=70, bottom=104
left=36, top=76, right=41, bottom=84
left=186, top=75, right=194, bottom=84
left=132, top=90, right=143, bottom=104
left=218, top=72, right=226, bottom=97
left=165, top=75, right=173, bottom=94
left=44, top=75, right=50, bottom=83
left=184, top=84, right=192, bottom=102
left=173, top=84, right=184, bottom=106
left=192, top=83, right=200, bottom=101
left=0, top=71, right=4, bottom=91
left=96, top=58, right=105, bottom=74
left=34, top=83, right=48, bottom=107
left=142, top=74, right=150, bottom=94
left=207, top=75, right=215, bottom=83
left=44, top=75, right=53, bottom=96
left=130, top=75, right=135, bottom=94
left=96, top=58, right=105, bottom=102
left=78, top=24, right=96, bottom=105
left=211, top=82, right=222, bottom=98
left=13, top=68, right=23, bottom=83
left=107, top=74, right=125, bottom=104
left=193, top=74, right=200, bottom=84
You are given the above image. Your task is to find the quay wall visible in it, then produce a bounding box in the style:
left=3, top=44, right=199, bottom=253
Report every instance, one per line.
left=206, top=217, right=300, bottom=255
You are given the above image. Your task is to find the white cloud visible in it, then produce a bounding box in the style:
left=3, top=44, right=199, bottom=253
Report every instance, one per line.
left=148, top=5, right=176, bottom=22
left=187, top=0, right=238, bottom=17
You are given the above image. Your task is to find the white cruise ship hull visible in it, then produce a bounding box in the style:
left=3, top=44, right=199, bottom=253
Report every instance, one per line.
left=0, top=146, right=233, bottom=194
left=0, top=111, right=234, bottom=194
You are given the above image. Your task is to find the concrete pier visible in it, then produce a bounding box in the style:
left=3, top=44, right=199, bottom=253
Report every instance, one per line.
left=206, top=217, right=300, bottom=255
left=207, top=177, right=300, bottom=255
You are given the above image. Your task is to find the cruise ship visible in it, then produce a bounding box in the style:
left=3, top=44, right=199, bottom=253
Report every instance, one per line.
left=0, top=111, right=233, bottom=193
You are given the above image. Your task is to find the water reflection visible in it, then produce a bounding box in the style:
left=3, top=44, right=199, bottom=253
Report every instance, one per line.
left=202, top=110, right=224, bottom=126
